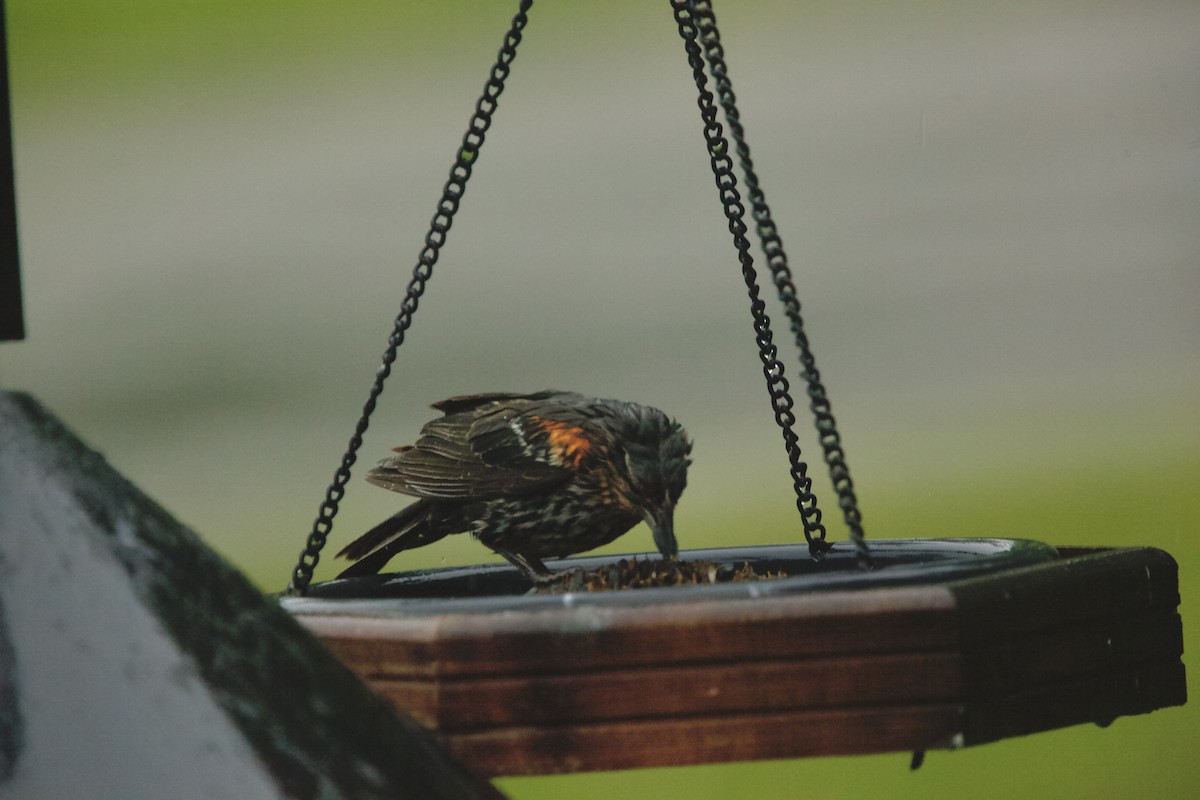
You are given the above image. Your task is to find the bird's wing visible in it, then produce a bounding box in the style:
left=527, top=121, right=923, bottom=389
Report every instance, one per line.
left=365, top=394, right=579, bottom=499
left=429, top=389, right=572, bottom=416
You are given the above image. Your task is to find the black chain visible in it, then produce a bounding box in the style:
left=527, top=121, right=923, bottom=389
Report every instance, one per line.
left=670, top=0, right=832, bottom=558
left=287, top=0, right=535, bottom=595
left=689, top=0, right=871, bottom=569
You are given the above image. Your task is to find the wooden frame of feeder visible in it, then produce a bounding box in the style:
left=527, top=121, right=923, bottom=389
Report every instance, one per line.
left=285, top=543, right=1186, bottom=776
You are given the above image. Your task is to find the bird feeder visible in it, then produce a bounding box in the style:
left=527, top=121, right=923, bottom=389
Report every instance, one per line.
left=280, top=0, right=1186, bottom=776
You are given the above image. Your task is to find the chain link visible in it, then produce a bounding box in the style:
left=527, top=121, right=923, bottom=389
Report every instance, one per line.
left=689, top=0, right=871, bottom=569
left=670, top=0, right=833, bottom=558
left=287, top=0, right=535, bottom=595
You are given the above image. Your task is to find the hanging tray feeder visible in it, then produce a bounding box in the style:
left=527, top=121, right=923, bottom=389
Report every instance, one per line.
left=280, top=0, right=1186, bottom=776
left=284, top=541, right=1182, bottom=776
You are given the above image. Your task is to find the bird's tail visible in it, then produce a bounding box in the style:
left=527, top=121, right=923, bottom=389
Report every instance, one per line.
left=334, top=499, right=450, bottom=579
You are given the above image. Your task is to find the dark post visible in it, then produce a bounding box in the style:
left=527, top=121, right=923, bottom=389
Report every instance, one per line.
left=0, top=0, right=25, bottom=342
left=0, top=391, right=506, bottom=799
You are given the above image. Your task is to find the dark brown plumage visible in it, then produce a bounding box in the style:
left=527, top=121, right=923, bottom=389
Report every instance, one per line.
left=335, top=391, right=692, bottom=581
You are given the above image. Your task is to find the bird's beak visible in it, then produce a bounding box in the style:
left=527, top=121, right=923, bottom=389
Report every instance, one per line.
left=645, top=501, right=678, bottom=560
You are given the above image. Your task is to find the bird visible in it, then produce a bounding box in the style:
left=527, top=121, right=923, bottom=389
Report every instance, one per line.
left=335, top=390, right=692, bottom=582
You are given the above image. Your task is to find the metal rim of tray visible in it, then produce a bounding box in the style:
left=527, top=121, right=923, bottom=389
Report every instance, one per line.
left=284, top=537, right=1061, bottom=616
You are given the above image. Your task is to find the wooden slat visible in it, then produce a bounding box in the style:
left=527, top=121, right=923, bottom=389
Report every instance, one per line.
left=374, top=650, right=963, bottom=730
left=962, top=609, right=1183, bottom=693
left=302, top=585, right=958, bottom=678
left=950, top=547, right=1180, bottom=641
left=964, top=659, right=1187, bottom=745
left=446, top=704, right=965, bottom=776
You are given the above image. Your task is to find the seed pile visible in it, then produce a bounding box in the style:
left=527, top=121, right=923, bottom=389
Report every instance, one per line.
left=532, top=558, right=784, bottom=594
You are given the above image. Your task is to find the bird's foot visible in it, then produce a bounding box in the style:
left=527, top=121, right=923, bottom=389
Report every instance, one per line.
left=524, top=567, right=588, bottom=595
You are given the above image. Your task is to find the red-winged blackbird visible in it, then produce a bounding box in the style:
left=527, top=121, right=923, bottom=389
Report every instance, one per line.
left=335, top=390, right=692, bottom=581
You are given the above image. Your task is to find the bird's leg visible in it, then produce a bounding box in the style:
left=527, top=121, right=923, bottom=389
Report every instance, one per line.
left=492, top=547, right=550, bottom=581
left=492, top=546, right=585, bottom=590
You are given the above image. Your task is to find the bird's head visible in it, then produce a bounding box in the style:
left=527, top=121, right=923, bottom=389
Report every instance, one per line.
left=610, top=402, right=692, bottom=559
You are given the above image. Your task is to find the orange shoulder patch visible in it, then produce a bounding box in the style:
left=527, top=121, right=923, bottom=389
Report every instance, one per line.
left=536, top=419, right=592, bottom=468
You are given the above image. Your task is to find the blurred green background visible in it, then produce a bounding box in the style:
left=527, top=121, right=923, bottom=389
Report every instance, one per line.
left=2, top=1, right=1197, bottom=797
